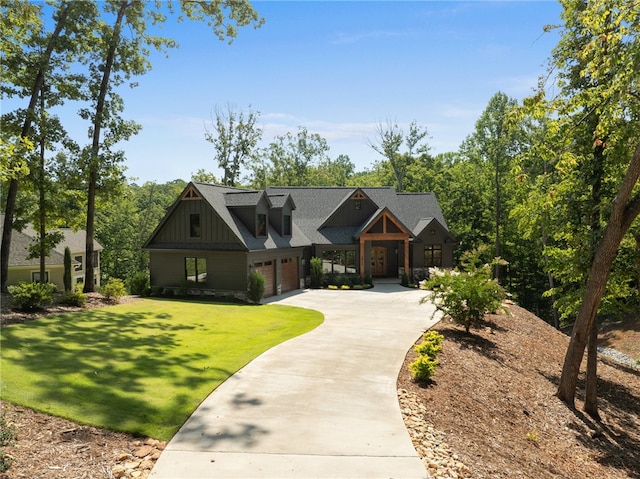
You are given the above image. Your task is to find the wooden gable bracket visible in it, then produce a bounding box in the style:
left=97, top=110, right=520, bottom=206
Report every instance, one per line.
left=182, top=186, right=202, bottom=201
left=350, top=190, right=367, bottom=200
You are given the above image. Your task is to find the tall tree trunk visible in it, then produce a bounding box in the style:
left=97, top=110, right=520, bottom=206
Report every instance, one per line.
left=84, top=1, right=130, bottom=292
left=1, top=3, right=71, bottom=292
left=39, top=81, right=47, bottom=283
left=557, top=141, right=640, bottom=407
left=584, top=319, right=601, bottom=419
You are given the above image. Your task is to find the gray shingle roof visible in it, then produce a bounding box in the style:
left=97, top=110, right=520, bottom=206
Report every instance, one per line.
left=148, top=184, right=452, bottom=252
left=0, top=214, right=102, bottom=267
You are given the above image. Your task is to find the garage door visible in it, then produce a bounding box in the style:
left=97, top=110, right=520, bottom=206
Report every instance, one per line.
left=281, top=257, right=299, bottom=293
left=254, top=260, right=275, bottom=297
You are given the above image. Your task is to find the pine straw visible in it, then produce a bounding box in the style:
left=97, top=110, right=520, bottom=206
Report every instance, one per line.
left=398, top=304, right=640, bottom=479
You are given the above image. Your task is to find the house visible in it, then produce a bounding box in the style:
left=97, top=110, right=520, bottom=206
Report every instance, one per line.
left=0, top=214, right=103, bottom=291
left=143, top=182, right=455, bottom=298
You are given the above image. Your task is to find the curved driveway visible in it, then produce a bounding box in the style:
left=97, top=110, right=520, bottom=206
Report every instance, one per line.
left=150, top=284, right=438, bottom=478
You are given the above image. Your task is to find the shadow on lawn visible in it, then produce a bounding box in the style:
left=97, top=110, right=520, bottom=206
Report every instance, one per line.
left=1, top=307, right=234, bottom=439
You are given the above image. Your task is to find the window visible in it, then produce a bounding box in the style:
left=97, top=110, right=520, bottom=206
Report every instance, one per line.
left=185, top=257, right=207, bottom=283
left=321, top=250, right=357, bottom=274
left=257, top=213, right=267, bottom=236
left=283, top=214, right=292, bottom=236
left=425, top=245, right=442, bottom=267
left=190, top=213, right=201, bottom=238
left=32, top=271, right=49, bottom=283
left=74, top=255, right=83, bottom=271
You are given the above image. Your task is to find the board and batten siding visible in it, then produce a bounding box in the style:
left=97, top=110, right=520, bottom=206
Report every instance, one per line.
left=149, top=251, right=247, bottom=291
left=154, top=199, right=239, bottom=245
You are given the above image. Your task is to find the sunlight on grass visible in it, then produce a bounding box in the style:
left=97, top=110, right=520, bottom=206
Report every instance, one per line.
left=0, top=299, right=323, bottom=440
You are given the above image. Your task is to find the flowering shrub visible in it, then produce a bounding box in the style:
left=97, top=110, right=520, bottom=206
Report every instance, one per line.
left=421, top=247, right=507, bottom=333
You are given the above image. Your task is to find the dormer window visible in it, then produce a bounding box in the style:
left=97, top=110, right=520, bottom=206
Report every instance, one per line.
left=283, top=214, right=292, bottom=236
left=257, top=213, right=267, bottom=237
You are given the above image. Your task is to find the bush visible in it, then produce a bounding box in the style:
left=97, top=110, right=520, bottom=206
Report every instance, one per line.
left=101, top=278, right=126, bottom=301
left=0, top=412, right=16, bottom=472
left=127, top=271, right=150, bottom=296
left=364, top=273, right=372, bottom=286
left=409, top=331, right=444, bottom=382
left=409, top=355, right=438, bottom=382
left=247, top=271, right=265, bottom=303
left=63, top=247, right=72, bottom=293
left=58, top=291, right=86, bottom=307
left=421, top=247, right=507, bottom=333
left=401, top=272, right=409, bottom=287
left=7, top=282, right=57, bottom=311
left=310, top=257, right=323, bottom=289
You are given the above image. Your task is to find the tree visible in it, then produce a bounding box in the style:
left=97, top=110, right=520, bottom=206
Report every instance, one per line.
left=369, top=120, right=429, bottom=192
left=63, top=246, right=72, bottom=293
left=204, top=104, right=262, bottom=186
left=529, top=0, right=640, bottom=411
left=255, top=127, right=330, bottom=186
left=78, top=0, right=263, bottom=292
left=1, top=0, right=96, bottom=292
left=459, top=92, right=524, bottom=281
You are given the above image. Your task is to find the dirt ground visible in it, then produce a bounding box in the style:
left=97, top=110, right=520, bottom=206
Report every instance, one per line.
left=398, top=304, right=640, bottom=479
left=1, top=294, right=639, bottom=478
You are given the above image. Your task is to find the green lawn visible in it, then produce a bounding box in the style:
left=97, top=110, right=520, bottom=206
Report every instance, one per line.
left=0, top=298, right=323, bottom=440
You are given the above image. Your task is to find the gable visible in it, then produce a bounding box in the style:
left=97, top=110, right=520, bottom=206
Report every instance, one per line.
left=355, top=208, right=413, bottom=239
left=320, top=188, right=379, bottom=229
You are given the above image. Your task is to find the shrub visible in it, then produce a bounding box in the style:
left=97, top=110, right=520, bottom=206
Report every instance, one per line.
left=421, top=247, right=507, bottom=333
left=58, top=291, right=86, bottom=307
left=127, top=271, right=150, bottom=296
left=414, top=331, right=443, bottom=359
left=328, top=284, right=338, bottom=290
left=401, top=272, right=409, bottom=287
left=340, top=284, right=350, bottom=290
left=163, top=288, right=175, bottom=298
left=63, top=247, right=72, bottom=293
left=0, top=412, right=16, bottom=472
left=247, top=271, right=265, bottom=303
left=7, top=282, right=57, bottom=311
left=150, top=286, right=163, bottom=297
left=409, top=331, right=444, bottom=382
left=101, top=278, right=126, bottom=301
left=310, top=257, right=323, bottom=288
left=409, top=355, right=438, bottom=382
left=364, top=273, right=372, bottom=286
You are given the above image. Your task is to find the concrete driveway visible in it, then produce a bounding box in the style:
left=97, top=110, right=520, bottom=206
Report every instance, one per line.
left=150, top=284, right=439, bottom=478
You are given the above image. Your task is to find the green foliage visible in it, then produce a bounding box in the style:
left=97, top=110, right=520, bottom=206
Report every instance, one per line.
left=247, top=270, right=265, bottom=303
left=409, top=331, right=444, bottom=382
left=401, top=272, right=409, bottom=287
left=63, top=246, right=72, bottom=293
left=58, top=290, right=86, bottom=307
left=127, top=271, right=149, bottom=296
left=422, top=247, right=507, bottom=333
left=310, top=257, right=323, bottom=288
left=7, top=282, right=57, bottom=311
left=100, top=278, right=126, bottom=301
left=414, top=331, right=443, bottom=359
left=364, top=273, right=372, bottom=286
left=0, top=412, right=16, bottom=472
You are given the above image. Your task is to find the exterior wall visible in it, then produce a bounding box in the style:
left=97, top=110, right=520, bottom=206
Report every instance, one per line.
left=154, top=200, right=239, bottom=246
left=7, top=266, right=64, bottom=291
left=269, top=202, right=293, bottom=236
left=149, top=250, right=247, bottom=292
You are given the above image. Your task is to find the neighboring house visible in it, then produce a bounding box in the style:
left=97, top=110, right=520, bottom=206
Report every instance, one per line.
left=0, top=214, right=103, bottom=292
left=143, top=182, right=455, bottom=298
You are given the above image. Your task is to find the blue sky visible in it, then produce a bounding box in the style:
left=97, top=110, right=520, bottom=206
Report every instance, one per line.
left=50, top=1, right=564, bottom=184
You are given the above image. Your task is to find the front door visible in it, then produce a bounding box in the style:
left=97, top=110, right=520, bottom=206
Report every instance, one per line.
left=370, top=246, right=386, bottom=276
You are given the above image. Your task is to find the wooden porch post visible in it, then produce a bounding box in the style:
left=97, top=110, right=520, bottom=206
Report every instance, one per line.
left=360, top=237, right=366, bottom=281
left=404, top=237, right=410, bottom=279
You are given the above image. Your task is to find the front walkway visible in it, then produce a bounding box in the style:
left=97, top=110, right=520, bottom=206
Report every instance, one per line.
left=150, top=284, right=439, bottom=478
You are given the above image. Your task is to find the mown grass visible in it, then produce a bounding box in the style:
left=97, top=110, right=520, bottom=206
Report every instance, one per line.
left=0, top=298, right=323, bottom=440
